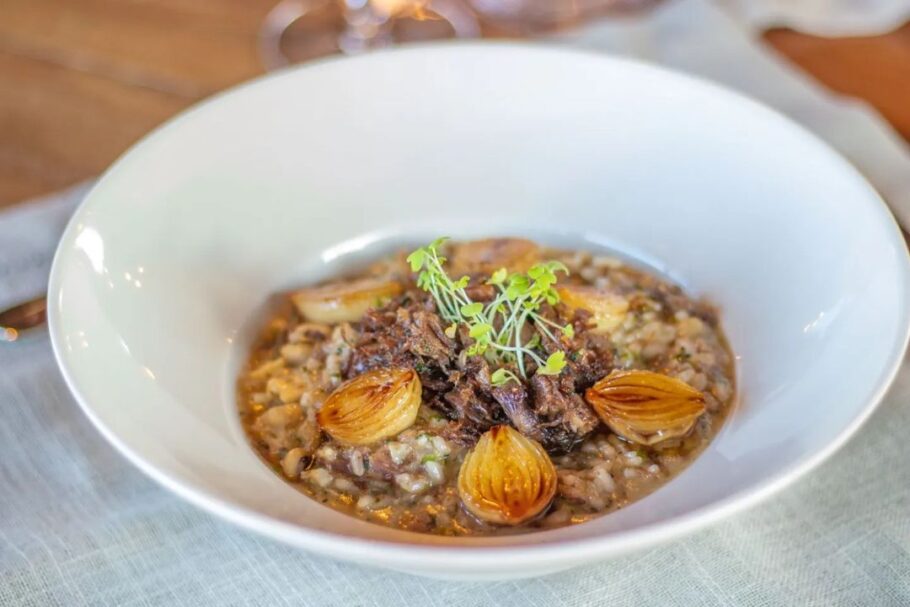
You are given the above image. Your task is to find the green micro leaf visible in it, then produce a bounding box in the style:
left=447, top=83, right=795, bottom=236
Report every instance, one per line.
left=488, top=268, right=508, bottom=285
left=537, top=351, right=567, bottom=376
left=490, top=368, right=520, bottom=388
left=527, top=264, right=546, bottom=280
left=469, top=323, right=493, bottom=338
left=406, top=249, right=425, bottom=272
left=461, top=302, right=484, bottom=317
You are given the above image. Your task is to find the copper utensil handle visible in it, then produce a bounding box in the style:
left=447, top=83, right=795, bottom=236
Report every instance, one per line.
left=0, top=296, right=47, bottom=342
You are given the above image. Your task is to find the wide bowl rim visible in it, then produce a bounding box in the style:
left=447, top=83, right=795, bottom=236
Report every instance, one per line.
left=48, top=41, right=910, bottom=572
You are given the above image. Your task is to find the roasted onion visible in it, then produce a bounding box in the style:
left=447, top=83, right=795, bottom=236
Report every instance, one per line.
left=585, top=370, right=706, bottom=445
left=457, top=425, right=557, bottom=525
left=317, top=368, right=421, bottom=445
left=291, top=278, right=402, bottom=324
left=556, top=284, right=629, bottom=333
left=449, top=238, right=540, bottom=275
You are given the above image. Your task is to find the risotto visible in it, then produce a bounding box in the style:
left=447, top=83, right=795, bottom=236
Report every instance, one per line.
left=237, top=238, right=735, bottom=536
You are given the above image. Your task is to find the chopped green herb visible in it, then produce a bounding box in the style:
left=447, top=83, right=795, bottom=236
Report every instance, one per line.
left=421, top=454, right=443, bottom=464
left=675, top=348, right=691, bottom=362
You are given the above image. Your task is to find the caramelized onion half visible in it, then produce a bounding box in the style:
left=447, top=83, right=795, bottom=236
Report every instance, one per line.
left=556, top=284, right=629, bottom=333
left=291, top=278, right=402, bottom=324
left=457, top=425, right=557, bottom=525
left=449, top=238, right=540, bottom=275
left=318, top=368, right=421, bottom=445
left=585, top=370, right=706, bottom=445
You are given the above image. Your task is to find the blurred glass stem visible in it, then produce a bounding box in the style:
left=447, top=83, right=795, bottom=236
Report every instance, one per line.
left=339, top=0, right=395, bottom=53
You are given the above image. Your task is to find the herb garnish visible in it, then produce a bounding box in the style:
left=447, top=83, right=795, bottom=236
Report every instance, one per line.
left=407, top=238, right=573, bottom=383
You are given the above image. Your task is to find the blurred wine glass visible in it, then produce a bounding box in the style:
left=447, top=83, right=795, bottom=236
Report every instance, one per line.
left=259, top=0, right=480, bottom=69
left=259, top=0, right=660, bottom=68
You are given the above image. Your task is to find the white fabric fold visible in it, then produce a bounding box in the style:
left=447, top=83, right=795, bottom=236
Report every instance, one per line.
left=720, top=0, right=910, bottom=36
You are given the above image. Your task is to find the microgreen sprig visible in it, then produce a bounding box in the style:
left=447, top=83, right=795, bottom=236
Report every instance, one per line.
left=406, top=238, right=472, bottom=327
left=408, top=238, right=575, bottom=382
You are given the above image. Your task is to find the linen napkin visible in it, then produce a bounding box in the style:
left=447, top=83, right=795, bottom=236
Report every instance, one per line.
left=721, top=0, right=910, bottom=35
left=3, top=1, right=910, bottom=605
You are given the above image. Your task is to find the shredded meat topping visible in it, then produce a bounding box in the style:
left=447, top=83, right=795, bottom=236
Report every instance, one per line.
left=345, top=287, right=608, bottom=454
left=347, top=294, right=453, bottom=376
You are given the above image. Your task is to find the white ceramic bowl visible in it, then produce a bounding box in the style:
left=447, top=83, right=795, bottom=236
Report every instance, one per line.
left=49, top=43, right=910, bottom=580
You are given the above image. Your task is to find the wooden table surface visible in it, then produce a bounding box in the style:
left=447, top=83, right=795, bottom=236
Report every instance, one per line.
left=1, top=0, right=908, bottom=209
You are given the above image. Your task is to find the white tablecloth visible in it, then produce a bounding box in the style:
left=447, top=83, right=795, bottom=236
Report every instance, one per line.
left=3, top=1, right=910, bottom=605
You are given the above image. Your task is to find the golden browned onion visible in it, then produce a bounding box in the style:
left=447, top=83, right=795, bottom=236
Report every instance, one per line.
left=449, top=238, right=540, bottom=275
left=457, top=425, right=557, bottom=525
left=291, top=278, right=402, bottom=324
left=556, top=284, right=629, bottom=333
left=585, top=370, right=706, bottom=445
left=317, top=368, right=421, bottom=445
